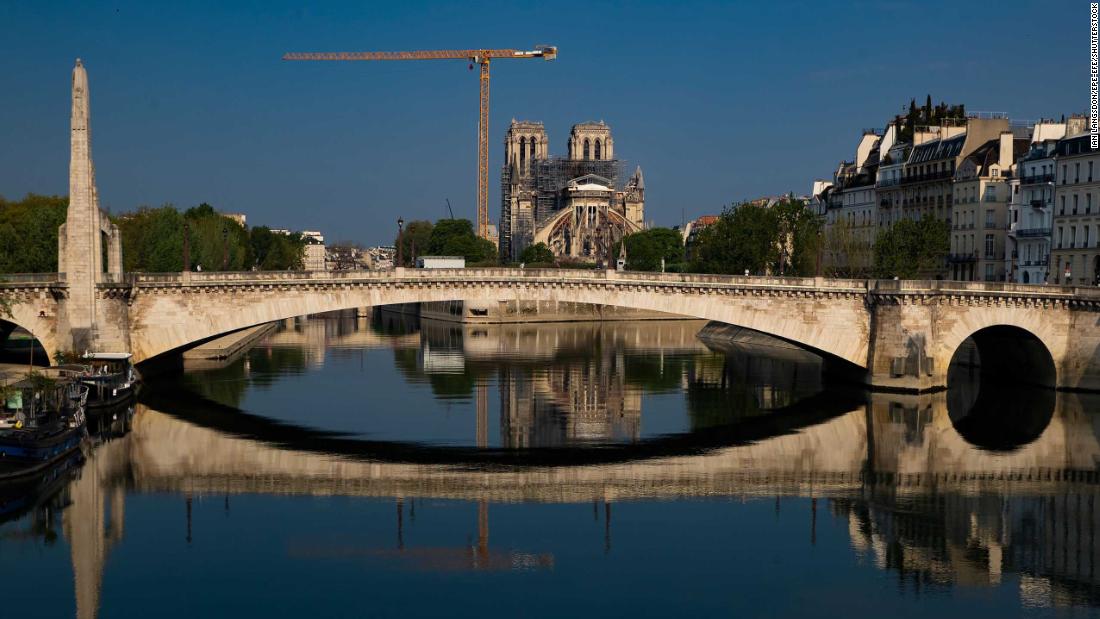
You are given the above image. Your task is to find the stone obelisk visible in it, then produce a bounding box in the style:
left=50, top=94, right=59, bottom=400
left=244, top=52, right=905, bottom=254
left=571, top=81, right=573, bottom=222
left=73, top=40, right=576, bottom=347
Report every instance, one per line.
left=59, top=59, right=102, bottom=352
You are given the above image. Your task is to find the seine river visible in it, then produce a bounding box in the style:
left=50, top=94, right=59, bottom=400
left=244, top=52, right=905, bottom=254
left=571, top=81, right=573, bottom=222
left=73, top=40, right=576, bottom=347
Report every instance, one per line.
left=1, top=312, right=1099, bottom=617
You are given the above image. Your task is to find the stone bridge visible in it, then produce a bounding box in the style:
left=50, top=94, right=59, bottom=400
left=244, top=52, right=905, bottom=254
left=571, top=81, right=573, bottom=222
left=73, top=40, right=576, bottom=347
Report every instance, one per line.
left=4, top=269, right=1100, bottom=391
left=4, top=59, right=1100, bottom=391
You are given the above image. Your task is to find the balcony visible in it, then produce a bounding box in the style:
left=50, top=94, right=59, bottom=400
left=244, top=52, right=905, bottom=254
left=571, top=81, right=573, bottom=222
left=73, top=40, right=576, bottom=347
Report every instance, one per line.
left=900, top=169, right=955, bottom=186
left=1029, top=199, right=1049, bottom=209
left=1015, top=228, right=1050, bottom=238
left=1020, top=173, right=1056, bottom=185
left=948, top=252, right=978, bottom=263
left=878, top=178, right=900, bottom=188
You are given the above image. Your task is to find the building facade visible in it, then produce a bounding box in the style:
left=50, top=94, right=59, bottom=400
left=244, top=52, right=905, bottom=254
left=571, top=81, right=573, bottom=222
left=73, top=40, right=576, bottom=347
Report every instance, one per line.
left=500, top=120, right=645, bottom=262
left=949, top=133, right=1023, bottom=281
left=1008, top=135, right=1061, bottom=284
left=1051, top=133, right=1100, bottom=285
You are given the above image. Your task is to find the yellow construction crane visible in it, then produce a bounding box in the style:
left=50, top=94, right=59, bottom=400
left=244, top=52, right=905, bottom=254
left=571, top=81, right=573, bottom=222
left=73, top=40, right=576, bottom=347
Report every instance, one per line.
left=283, top=46, right=558, bottom=241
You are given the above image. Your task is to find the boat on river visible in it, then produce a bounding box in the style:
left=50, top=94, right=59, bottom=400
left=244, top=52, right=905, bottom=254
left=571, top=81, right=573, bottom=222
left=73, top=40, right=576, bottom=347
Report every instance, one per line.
left=0, top=371, right=88, bottom=481
left=65, top=352, right=140, bottom=409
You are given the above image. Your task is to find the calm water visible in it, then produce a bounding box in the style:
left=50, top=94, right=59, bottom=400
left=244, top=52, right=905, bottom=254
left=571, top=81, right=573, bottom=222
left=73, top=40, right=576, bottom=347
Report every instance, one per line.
left=2, top=311, right=1100, bottom=618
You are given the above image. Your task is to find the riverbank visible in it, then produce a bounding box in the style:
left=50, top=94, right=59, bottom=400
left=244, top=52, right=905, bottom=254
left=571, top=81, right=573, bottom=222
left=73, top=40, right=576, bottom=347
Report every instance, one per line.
left=181, top=323, right=279, bottom=361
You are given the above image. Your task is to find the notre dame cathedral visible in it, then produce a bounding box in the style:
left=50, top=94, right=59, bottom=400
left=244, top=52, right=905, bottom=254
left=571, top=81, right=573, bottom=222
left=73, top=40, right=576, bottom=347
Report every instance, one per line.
left=500, top=120, right=645, bottom=262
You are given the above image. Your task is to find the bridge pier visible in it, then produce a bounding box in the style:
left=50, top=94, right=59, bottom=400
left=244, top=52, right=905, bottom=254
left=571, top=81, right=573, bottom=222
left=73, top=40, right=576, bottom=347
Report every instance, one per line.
left=865, top=300, right=943, bottom=392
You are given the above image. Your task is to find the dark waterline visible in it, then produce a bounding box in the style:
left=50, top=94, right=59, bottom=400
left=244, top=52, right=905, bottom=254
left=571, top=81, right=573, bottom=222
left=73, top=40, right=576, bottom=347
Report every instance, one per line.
left=1, top=312, right=1099, bottom=617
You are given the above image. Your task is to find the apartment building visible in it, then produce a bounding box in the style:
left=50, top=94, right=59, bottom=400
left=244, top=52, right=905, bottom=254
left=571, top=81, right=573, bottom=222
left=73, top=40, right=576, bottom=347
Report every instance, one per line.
left=1051, top=133, right=1100, bottom=285
left=1007, top=135, right=1062, bottom=283
left=949, top=132, right=1025, bottom=281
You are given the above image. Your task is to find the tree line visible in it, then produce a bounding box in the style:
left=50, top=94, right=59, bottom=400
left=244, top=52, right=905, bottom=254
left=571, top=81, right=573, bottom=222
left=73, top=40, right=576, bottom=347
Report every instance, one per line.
left=0, top=194, right=305, bottom=273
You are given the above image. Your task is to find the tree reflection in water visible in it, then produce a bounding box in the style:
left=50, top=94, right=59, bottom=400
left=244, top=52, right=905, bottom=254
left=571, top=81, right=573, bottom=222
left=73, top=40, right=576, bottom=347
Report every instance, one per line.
left=5, top=313, right=1100, bottom=616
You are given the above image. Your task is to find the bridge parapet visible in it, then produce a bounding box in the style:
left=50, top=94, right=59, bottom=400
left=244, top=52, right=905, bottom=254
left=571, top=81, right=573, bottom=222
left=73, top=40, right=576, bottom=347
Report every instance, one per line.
left=0, top=272, right=67, bottom=287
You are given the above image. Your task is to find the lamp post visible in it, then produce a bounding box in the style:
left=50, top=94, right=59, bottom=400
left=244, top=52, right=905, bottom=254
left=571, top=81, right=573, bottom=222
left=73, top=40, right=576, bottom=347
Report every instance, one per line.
left=396, top=217, right=404, bottom=268
left=182, top=221, right=191, bottom=272
left=222, top=224, right=229, bottom=271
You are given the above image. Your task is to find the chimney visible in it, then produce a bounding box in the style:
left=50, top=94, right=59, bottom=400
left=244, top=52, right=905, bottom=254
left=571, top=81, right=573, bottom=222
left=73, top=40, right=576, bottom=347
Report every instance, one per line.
left=999, top=132, right=1014, bottom=168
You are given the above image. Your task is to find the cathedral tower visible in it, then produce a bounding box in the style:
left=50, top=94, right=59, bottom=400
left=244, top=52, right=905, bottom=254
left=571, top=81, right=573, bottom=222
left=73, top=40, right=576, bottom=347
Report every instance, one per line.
left=568, top=121, right=613, bottom=161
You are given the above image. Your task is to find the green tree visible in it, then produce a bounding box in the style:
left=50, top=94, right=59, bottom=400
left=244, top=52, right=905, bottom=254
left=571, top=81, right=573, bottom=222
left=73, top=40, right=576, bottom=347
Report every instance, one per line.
left=618, top=228, right=684, bottom=271
left=395, top=220, right=433, bottom=267
left=115, top=206, right=186, bottom=272
left=873, top=215, right=949, bottom=279
left=519, top=242, right=554, bottom=265
left=691, top=203, right=779, bottom=275
left=690, top=200, right=820, bottom=276
left=772, top=198, right=822, bottom=276
left=119, top=206, right=299, bottom=272
left=183, top=203, right=252, bottom=270
left=425, top=219, right=496, bottom=264
left=822, top=217, right=873, bottom=278
left=0, top=194, right=68, bottom=273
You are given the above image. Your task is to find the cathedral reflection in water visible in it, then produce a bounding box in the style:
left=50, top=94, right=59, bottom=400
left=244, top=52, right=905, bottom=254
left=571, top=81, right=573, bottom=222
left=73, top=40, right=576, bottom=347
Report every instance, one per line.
left=5, top=312, right=1100, bottom=616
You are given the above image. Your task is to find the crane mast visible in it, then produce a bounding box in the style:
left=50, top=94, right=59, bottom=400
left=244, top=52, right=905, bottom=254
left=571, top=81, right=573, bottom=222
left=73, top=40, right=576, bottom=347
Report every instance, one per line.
left=284, top=46, right=558, bottom=242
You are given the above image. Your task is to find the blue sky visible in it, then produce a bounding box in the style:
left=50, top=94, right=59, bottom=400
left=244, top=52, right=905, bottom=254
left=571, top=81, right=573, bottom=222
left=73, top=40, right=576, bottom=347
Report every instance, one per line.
left=0, top=0, right=1086, bottom=244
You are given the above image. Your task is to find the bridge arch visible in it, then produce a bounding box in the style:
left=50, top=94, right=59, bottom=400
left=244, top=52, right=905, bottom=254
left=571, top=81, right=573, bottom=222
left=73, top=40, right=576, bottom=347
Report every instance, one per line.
left=125, top=272, right=873, bottom=367
left=3, top=295, right=60, bottom=365
left=939, top=315, right=1062, bottom=389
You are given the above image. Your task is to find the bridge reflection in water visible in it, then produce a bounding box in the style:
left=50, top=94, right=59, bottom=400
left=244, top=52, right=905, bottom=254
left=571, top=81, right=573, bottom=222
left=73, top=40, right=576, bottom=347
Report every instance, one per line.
left=6, top=315, right=1100, bottom=615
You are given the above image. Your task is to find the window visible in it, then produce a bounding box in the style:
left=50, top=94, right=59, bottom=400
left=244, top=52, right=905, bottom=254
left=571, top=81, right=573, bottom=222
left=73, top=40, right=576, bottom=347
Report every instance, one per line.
left=583, top=139, right=590, bottom=160
left=1071, top=225, right=1077, bottom=248
left=985, top=263, right=994, bottom=281
left=1063, top=164, right=1068, bottom=184
left=594, top=139, right=601, bottom=160
left=1090, top=161, right=1094, bottom=182
left=985, top=209, right=995, bottom=228
left=1061, top=196, right=1066, bottom=214
left=519, top=137, right=526, bottom=168
left=1057, top=226, right=1064, bottom=248
left=1074, top=194, right=1079, bottom=214
left=530, top=137, right=536, bottom=160
left=1086, top=225, right=1092, bottom=248
left=985, top=234, right=994, bottom=259
left=1076, top=163, right=1080, bottom=183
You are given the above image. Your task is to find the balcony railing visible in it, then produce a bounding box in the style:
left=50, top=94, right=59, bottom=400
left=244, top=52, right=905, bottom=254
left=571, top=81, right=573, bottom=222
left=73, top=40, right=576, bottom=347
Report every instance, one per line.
left=948, top=252, right=978, bottom=263
left=900, top=169, right=955, bottom=185
left=1020, top=173, right=1056, bottom=185
left=1015, top=228, right=1050, bottom=238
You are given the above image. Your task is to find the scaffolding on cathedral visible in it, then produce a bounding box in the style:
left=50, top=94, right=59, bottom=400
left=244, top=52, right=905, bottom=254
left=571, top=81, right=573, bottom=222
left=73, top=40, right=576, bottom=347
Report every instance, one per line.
left=533, top=158, right=622, bottom=224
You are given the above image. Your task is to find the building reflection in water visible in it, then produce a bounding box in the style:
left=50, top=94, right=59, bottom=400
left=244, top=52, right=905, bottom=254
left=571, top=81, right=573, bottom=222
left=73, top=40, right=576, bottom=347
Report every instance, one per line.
left=6, top=313, right=1100, bottom=614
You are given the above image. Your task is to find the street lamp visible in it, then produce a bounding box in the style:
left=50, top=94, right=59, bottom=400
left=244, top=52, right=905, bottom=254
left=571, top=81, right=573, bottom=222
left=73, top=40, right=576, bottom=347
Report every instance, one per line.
left=396, top=217, right=405, bottom=268
left=182, top=221, right=191, bottom=272
left=222, top=224, right=229, bottom=271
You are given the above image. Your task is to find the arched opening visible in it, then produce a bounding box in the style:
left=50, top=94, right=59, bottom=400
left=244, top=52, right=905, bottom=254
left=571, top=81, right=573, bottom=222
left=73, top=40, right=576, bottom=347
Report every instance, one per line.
left=946, top=325, right=1057, bottom=451
left=594, top=139, right=601, bottom=160
left=947, top=325, right=1056, bottom=389
left=1022, top=270, right=1030, bottom=283
left=583, top=139, right=590, bottom=160
left=519, top=137, right=526, bottom=169
left=529, top=137, right=536, bottom=162
left=0, top=319, right=51, bottom=366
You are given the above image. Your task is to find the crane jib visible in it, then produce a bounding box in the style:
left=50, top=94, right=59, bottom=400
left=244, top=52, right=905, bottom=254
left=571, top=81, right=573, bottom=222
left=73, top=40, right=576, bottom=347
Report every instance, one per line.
left=282, top=45, right=557, bottom=242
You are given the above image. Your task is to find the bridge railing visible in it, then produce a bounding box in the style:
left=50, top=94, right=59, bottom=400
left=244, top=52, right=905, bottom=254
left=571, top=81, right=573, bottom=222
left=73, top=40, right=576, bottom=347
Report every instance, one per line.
left=103, top=268, right=1100, bottom=299
left=0, top=273, right=65, bottom=285
left=871, top=279, right=1100, bottom=297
